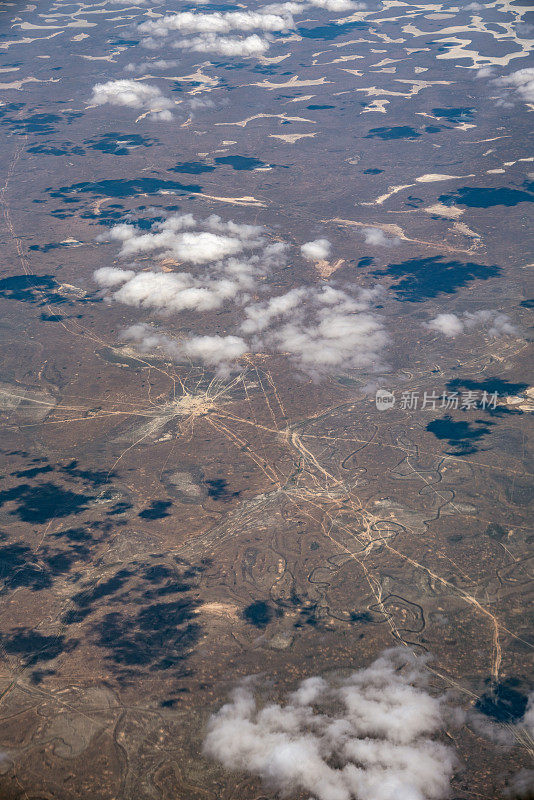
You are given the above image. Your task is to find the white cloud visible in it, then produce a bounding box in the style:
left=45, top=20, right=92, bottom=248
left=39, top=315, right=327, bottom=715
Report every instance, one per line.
left=138, top=10, right=293, bottom=38
left=309, top=0, right=366, bottom=10
left=264, top=0, right=365, bottom=12
left=120, top=323, right=180, bottom=356
left=94, top=214, right=287, bottom=317
left=94, top=214, right=387, bottom=378
left=301, top=239, right=332, bottom=261
left=426, top=311, right=518, bottom=338
left=175, top=33, right=271, bottom=57
left=124, top=59, right=180, bottom=74
left=182, top=334, right=248, bottom=367
left=98, top=214, right=265, bottom=263
left=507, top=768, right=534, bottom=798
left=494, top=68, right=534, bottom=103
left=102, top=270, right=241, bottom=312
left=241, top=287, right=308, bottom=333
left=93, top=267, right=135, bottom=286
left=242, top=285, right=387, bottom=376
left=426, top=313, right=465, bottom=338
left=136, top=8, right=294, bottom=58
left=204, top=648, right=457, bottom=800
left=361, top=228, right=400, bottom=248
left=476, top=66, right=494, bottom=79
left=524, top=691, right=534, bottom=739
left=121, top=324, right=248, bottom=374
left=89, top=79, right=174, bottom=120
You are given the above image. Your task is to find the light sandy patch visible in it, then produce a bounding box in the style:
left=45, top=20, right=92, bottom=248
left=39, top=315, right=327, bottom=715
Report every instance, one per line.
left=372, top=67, right=398, bottom=73
left=414, top=66, right=428, bottom=73
left=313, top=53, right=364, bottom=66
left=258, top=52, right=291, bottom=64
left=396, top=77, right=453, bottom=90
left=328, top=218, right=476, bottom=255
left=71, top=32, right=89, bottom=40
left=215, top=112, right=315, bottom=127
left=487, top=168, right=505, bottom=174
left=287, top=94, right=315, bottom=102
left=434, top=36, right=533, bottom=69
left=354, top=79, right=450, bottom=98
left=403, top=11, right=534, bottom=67
left=154, top=69, right=218, bottom=88
left=248, top=75, right=332, bottom=90
left=340, top=68, right=363, bottom=77
left=331, top=38, right=370, bottom=49
left=314, top=258, right=345, bottom=278
left=470, top=135, right=511, bottom=143
left=424, top=203, right=463, bottom=219
left=0, top=76, right=61, bottom=89
left=15, top=21, right=62, bottom=29
left=197, top=602, right=239, bottom=620
left=92, top=198, right=111, bottom=215
left=0, top=66, right=20, bottom=73
left=370, top=57, right=404, bottom=67
left=502, top=387, right=534, bottom=413
left=79, top=52, right=119, bottom=61
left=195, top=193, right=267, bottom=207
left=416, top=173, right=475, bottom=182
left=269, top=132, right=316, bottom=143
left=221, top=140, right=237, bottom=145
left=361, top=184, right=414, bottom=206
left=362, top=98, right=389, bottom=113
left=133, top=107, right=178, bottom=122
left=0, top=31, right=63, bottom=49
left=335, top=9, right=374, bottom=23
left=0, top=383, right=57, bottom=421
left=453, top=221, right=480, bottom=240
left=455, top=122, right=477, bottom=131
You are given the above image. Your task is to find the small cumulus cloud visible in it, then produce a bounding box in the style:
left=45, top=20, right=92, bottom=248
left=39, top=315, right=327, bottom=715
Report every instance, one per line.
left=94, top=214, right=388, bottom=378
left=506, top=769, right=534, bottom=799
left=425, top=313, right=464, bottom=338
left=121, top=323, right=247, bottom=374
left=476, top=66, right=494, bottom=79
left=242, top=284, right=387, bottom=376
left=136, top=8, right=294, bottom=57
left=137, top=9, right=294, bottom=37
left=203, top=648, right=458, bottom=800
left=301, top=238, right=332, bottom=260
left=124, top=58, right=180, bottom=74
left=264, top=0, right=365, bottom=12
left=493, top=68, right=534, bottom=104
left=174, top=33, right=271, bottom=57
left=361, top=227, right=400, bottom=248
left=93, top=214, right=288, bottom=316
left=308, top=0, right=366, bottom=10
left=425, top=310, right=518, bottom=338
left=89, top=79, right=174, bottom=120
left=97, top=213, right=266, bottom=263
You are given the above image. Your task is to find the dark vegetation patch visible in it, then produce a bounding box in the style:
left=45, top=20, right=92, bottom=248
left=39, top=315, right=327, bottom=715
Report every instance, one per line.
left=426, top=415, right=494, bottom=455
left=365, top=126, right=420, bottom=140
left=372, top=256, right=500, bottom=301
